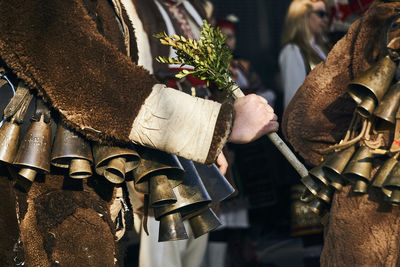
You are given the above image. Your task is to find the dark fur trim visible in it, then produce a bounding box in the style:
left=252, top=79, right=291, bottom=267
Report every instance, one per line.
left=0, top=0, right=157, bottom=145
left=205, top=102, right=233, bottom=164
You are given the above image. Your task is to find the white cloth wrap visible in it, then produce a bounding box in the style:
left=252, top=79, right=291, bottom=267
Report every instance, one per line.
left=129, top=84, right=221, bottom=163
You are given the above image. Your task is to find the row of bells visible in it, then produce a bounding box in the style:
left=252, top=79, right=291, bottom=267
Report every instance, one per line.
left=0, top=113, right=235, bottom=242
left=300, top=54, right=400, bottom=215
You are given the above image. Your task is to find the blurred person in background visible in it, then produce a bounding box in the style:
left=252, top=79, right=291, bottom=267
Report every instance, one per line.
left=279, top=0, right=331, bottom=109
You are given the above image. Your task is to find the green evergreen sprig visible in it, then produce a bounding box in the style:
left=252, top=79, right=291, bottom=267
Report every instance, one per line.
left=153, top=20, right=236, bottom=96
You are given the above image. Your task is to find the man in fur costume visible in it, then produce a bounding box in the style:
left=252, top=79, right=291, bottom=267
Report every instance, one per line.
left=0, top=0, right=278, bottom=266
left=283, top=1, right=400, bottom=266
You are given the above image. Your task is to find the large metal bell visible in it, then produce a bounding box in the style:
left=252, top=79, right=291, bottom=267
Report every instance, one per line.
left=372, top=156, right=398, bottom=197
left=348, top=55, right=396, bottom=105
left=51, top=123, right=93, bottom=179
left=342, top=145, right=373, bottom=193
left=374, top=82, right=400, bottom=124
left=13, top=115, right=51, bottom=182
left=158, top=212, right=188, bottom=242
left=323, top=145, right=356, bottom=190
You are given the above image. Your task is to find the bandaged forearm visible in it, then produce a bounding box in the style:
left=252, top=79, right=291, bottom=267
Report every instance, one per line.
left=129, top=84, right=233, bottom=164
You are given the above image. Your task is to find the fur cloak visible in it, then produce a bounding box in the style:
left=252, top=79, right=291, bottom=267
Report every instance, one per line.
left=283, top=1, right=400, bottom=266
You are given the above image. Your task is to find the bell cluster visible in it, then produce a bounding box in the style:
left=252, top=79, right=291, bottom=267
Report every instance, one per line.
left=0, top=78, right=235, bottom=242
left=301, top=54, right=400, bottom=217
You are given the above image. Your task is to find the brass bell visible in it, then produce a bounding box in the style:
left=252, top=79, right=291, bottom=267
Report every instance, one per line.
left=51, top=123, right=93, bottom=179
left=353, top=180, right=369, bottom=193
left=356, top=95, right=376, bottom=118
left=149, top=174, right=177, bottom=207
left=388, top=190, right=400, bottom=206
left=373, top=82, right=400, bottom=124
left=372, top=156, right=398, bottom=188
left=316, top=185, right=334, bottom=204
left=309, top=164, right=329, bottom=186
left=348, top=55, right=397, bottom=105
left=192, top=160, right=235, bottom=202
left=153, top=159, right=212, bottom=220
left=300, top=175, right=323, bottom=196
left=93, top=144, right=140, bottom=184
left=13, top=115, right=51, bottom=182
left=323, top=146, right=356, bottom=191
left=307, top=197, right=327, bottom=216
left=183, top=207, right=222, bottom=238
left=158, top=212, right=188, bottom=242
left=342, top=146, right=373, bottom=192
left=0, top=120, right=20, bottom=164
left=383, top=161, right=400, bottom=205
left=133, top=147, right=184, bottom=193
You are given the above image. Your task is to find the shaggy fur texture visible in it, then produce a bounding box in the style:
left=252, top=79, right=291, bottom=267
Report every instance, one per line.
left=0, top=1, right=233, bottom=266
left=283, top=1, right=400, bottom=266
left=0, top=0, right=157, bottom=145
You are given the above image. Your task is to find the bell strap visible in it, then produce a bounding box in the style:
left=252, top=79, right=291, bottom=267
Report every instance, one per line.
left=3, top=82, right=33, bottom=124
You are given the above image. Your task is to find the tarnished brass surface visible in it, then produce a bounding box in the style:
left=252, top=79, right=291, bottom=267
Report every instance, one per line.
left=383, top=161, right=400, bottom=189
left=343, top=146, right=373, bottom=184
left=372, top=156, right=398, bottom=188
left=309, top=165, right=329, bottom=185
left=325, top=171, right=346, bottom=191
left=356, top=95, right=376, bottom=117
left=307, top=197, right=327, bottom=216
left=133, top=147, right=184, bottom=193
left=348, top=55, right=396, bottom=104
left=18, top=168, right=37, bottom=182
left=149, top=174, right=177, bottom=207
left=69, top=158, right=92, bottom=179
left=388, top=189, right=400, bottom=206
left=93, top=144, right=140, bottom=183
left=158, top=212, right=188, bottom=242
left=317, top=185, right=334, bottom=203
left=300, top=175, right=322, bottom=196
left=0, top=121, right=20, bottom=164
left=187, top=208, right=221, bottom=238
left=152, top=161, right=211, bottom=220
left=353, top=179, right=369, bottom=193
left=374, top=82, right=400, bottom=123
left=104, top=157, right=126, bottom=184
left=323, top=145, right=356, bottom=177
left=13, top=116, right=51, bottom=181
left=51, top=123, right=93, bottom=168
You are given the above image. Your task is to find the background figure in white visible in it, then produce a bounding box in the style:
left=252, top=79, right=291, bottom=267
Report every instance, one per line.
left=279, top=0, right=330, bottom=109
left=139, top=214, right=208, bottom=267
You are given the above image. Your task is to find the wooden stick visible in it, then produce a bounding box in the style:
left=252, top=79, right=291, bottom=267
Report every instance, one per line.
left=231, top=88, right=309, bottom=178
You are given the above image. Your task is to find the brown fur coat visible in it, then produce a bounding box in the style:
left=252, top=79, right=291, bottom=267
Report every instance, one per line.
left=283, top=1, right=400, bottom=266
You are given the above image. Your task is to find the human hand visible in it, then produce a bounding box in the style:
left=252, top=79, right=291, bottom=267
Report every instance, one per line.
left=228, top=94, right=279, bottom=144
left=216, top=152, right=228, bottom=175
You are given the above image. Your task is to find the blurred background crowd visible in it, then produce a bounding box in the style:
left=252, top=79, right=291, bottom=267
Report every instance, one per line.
left=124, top=0, right=374, bottom=266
